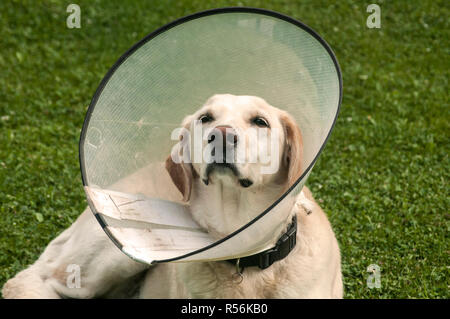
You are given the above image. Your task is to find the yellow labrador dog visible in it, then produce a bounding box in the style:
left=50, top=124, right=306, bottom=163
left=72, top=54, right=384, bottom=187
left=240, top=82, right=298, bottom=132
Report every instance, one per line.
left=2, top=94, right=342, bottom=299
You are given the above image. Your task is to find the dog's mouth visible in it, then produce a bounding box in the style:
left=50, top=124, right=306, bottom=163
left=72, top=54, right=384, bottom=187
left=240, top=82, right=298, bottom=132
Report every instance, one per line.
left=203, top=162, right=253, bottom=188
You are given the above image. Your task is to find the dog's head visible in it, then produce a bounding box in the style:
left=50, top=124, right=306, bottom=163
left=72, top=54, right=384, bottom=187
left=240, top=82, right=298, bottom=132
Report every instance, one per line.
left=166, top=94, right=303, bottom=202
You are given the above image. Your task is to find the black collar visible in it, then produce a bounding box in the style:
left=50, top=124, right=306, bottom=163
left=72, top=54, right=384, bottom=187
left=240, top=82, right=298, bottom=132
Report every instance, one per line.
left=225, top=215, right=297, bottom=270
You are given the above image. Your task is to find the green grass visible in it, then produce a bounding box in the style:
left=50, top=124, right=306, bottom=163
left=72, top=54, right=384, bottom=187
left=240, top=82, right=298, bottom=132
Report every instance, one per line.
left=0, top=0, right=448, bottom=298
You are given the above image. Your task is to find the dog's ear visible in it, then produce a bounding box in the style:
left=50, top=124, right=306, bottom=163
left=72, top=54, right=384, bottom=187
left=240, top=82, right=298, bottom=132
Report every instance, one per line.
left=280, top=112, right=303, bottom=189
left=165, top=114, right=197, bottom=202
left=165, top=154, right=194, bottom=202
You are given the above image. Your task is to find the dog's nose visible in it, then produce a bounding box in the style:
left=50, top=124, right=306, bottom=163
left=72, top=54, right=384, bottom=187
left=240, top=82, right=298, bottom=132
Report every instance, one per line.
left=208, top=126, right=238, bottom=146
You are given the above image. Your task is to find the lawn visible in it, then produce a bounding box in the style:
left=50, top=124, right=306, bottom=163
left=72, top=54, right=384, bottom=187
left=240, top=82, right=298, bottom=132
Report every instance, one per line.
left=0, top=0, right=448, bottom=298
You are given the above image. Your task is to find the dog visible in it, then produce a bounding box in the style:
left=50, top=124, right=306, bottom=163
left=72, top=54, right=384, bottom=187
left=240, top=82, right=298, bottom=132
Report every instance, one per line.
left=2, top=94, right=342, bottom=298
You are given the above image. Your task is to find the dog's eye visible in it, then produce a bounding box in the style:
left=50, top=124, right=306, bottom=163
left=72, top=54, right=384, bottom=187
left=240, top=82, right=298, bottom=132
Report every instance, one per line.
left=199, top=113, right=214, bottom=124
left=252, top=117, right=269, bottom=128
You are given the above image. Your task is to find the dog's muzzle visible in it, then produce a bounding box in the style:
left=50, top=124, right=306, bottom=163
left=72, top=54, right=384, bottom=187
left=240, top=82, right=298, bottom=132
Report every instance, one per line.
left=207, top=125, right=238, bottom=162
left=203, top=126, right=253, bottom=187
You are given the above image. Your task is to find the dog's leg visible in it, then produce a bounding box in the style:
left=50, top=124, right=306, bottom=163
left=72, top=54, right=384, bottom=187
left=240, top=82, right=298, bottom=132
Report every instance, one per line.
left=2, top=208, right=148, bottom=299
